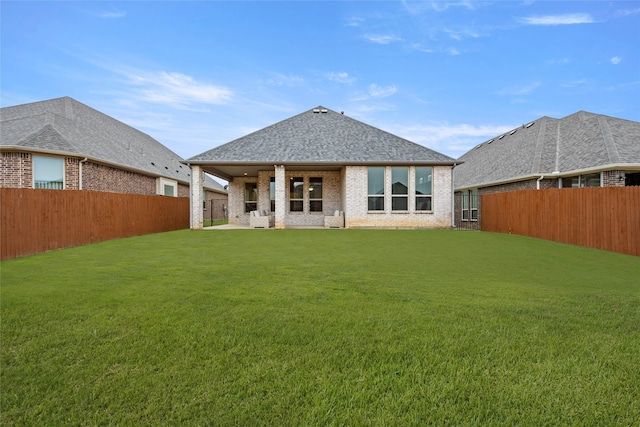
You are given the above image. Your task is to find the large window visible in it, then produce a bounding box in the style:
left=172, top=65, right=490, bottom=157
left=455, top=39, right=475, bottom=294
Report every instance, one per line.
left=289, top=177, right=304, bottom=212
left=270, top=177, right=276, bottom=212
left=33, top=155, right=63, bottom=189
left=244, top=182, right=257, bottom=213
left=391, top=167, right=408, bottom=211
left=368, top=167, right=385, bottom=211
left=462, top=189, right=478, bottom=221
left=157, top=177, right=177, bottom=197
left=309, top=177, right=323, bottom=212
left=562, top=173, right=601, bottom=188
left=415, top=167, right=432, bottom=211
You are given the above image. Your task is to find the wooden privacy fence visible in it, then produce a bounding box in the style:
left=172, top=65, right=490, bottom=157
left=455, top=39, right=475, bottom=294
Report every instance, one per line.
left=482, top=187, right=640, bottom=256
left=1, top=188, right=189, bottom=260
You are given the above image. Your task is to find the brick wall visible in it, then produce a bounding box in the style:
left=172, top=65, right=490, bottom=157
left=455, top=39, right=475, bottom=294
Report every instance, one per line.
left=1, top=151, right=191, bottom=198
left=82, top=162, right=157, bottom=194
left=1, top=152, right=32, bottom=188
left=602, top=170, right=626, bottom=187
left=345, top=165, right=452, bottom=229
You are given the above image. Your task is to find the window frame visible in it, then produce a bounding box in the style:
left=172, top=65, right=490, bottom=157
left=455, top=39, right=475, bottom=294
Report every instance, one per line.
left=415, top=167, right=433, bottom=212
left=244, top=182, right=258, bottom=213
left=462, top=189, right=478, bottom=221
left=309, top=177, right=323, bottom=213
left=157, top=177, right=178, bottom=197
left=391, top=167, right=409, bottom=211
left=367, top=167, right=385, bottom=211
left=270, top=177, right=276, bottom=212
left=289, top=177, right=304, bottom=212
left=33, top=155, right=64, bottom=190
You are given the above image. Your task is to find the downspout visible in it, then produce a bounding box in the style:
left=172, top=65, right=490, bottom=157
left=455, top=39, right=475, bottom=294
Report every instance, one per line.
left=451, top=163, right=457, bottom=228
left=536, top=175, right=544, bottom=190
left=78, top=157, right=88, bottom=190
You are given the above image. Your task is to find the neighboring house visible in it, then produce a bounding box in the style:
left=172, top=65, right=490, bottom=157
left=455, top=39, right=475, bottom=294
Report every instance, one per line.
left=453, top=110, right=640, bottom=229
left=185, top=106, right=457, bottom=229
left=0, top=97, right=227, bottom=206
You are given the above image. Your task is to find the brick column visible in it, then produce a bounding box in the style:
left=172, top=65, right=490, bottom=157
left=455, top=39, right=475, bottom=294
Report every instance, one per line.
left=190, top=165, right=203, bottom=229
left=275, top=165, right=286, bottom=229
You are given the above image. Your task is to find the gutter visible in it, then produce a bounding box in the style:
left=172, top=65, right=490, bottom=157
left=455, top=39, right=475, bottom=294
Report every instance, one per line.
left=451, top=163, right=457, bottom=228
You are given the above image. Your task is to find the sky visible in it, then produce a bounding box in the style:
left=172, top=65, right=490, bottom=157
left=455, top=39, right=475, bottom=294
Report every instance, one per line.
left=2, top=0, right=639, bottom=163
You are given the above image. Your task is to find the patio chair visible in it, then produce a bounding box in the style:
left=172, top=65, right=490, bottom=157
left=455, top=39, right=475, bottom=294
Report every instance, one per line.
left=249, top=210, right=275, bottom=228
left=324, top=210, right=344, bottom=228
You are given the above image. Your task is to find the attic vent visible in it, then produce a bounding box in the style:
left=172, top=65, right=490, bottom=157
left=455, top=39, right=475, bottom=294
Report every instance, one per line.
left=313, top=109, right=320, bottom=113
left=498, top=134, right=505, bottom=139
left=151, top=162, right=155, bottom=166
left=509, top=129, right=517, bottom=135
left=525, top=122, right=535, bottom=128
left=320, top=109, right=328, bottom=113
left=487, top=139, right=494, bottom=144
left=475, top=143, right=483, bottom=149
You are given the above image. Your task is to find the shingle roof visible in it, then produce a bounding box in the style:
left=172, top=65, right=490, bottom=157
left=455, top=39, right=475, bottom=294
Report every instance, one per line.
left=454, top=111, right=640, bottom=190
left=187, top=106, right=455, bottom=165
left=1, top=97, right=225, bottom=192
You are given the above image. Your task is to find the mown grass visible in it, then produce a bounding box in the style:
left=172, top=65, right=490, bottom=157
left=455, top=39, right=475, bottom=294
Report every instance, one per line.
left=1, top=230, right=639, bottom=425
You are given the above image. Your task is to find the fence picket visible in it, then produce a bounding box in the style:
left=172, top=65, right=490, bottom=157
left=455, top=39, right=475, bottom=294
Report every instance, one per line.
left=481, top=187, right=639, bottom=256
left=1, top=189, right=189, bottom=260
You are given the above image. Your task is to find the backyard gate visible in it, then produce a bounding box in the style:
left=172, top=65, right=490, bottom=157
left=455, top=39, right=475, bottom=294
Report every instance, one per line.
left=204, top=199, right=229, bottom=226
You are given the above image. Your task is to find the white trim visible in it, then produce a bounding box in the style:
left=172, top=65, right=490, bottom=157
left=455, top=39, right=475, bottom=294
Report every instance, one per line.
left=157, top=177, right=178, bottom=197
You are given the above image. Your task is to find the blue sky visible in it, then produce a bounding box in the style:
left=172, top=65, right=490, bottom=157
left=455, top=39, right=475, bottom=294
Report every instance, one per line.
left=2, top=1, right=639, bottom=160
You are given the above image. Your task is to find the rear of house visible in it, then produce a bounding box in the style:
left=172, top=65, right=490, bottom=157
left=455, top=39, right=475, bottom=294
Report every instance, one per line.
left=186, top=107, right=457, bottom=229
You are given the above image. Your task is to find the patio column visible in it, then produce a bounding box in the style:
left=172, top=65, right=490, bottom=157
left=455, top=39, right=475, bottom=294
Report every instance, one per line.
left=190, top=164, right=203, bottom=229
left=275, top=165, right=286, bottom=229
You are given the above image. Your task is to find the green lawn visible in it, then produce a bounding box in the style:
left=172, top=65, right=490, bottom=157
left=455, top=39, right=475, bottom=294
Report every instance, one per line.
left=2, top=230, right=639, bottom=426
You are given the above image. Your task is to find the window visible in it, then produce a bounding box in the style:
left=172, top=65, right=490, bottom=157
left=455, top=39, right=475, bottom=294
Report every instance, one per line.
left=309, top=177, right=323, bottom=212
left=415, top=167, right=432, bottom=211
left=562, top=173, right=601, bottom=188
left=157, top=177, right=177, bottom=197
left=33, top=155, right=63, bottom=189
left=289, top=177, right=303, bottom=212
left=391, top=167, right=408, bottom=211
left=244, top=182, right=257, bottom=212
left=470, top=189, right=478, bottom=220
left=462, top=189, right=478, bottom=221
left=368, top=167, right=385, bottom=211
left=270, top=177, right=276, bottom=212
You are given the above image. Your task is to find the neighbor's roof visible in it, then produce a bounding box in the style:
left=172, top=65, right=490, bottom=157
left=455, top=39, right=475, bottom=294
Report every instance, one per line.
left=186, top=106, right=455, bottom=178
left=0, top=96, right=225, bottom=192
left=454, top=111, right=640, bottom=190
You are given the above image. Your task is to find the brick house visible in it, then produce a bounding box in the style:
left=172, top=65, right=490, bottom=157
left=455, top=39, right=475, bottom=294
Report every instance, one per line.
left=453, top=111, right=640, bottom=229
left=185, top=106, right=457, bottom=229
left=1, top=97, right=227, bottom=208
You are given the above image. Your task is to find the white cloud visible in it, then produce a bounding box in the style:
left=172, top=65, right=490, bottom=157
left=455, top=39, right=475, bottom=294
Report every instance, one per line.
left=444, top=28, right=480, bottom=41
left=446, top=47, right=461, bottom=56
left=391, top=122, right=514, bottom=158
left=368, top=84, right=397, bottom=98
left=127, top=71, right=233, bottom=107
left=363, top=34, right=403, bottom=45
left=610, top=56, right=623, bottom=65
left=497, top=82, right=541, bottom=96
left=519, top=13, right=595, bottom=25
left=615, top=7, right=640, bottom=17
left=561, top=78, right=588, bottom=88
left=345, top=17, right=365, bottom=27
left=262, top=73, right=305, bottom=87
left=327, top=72, right=356, bottom=85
